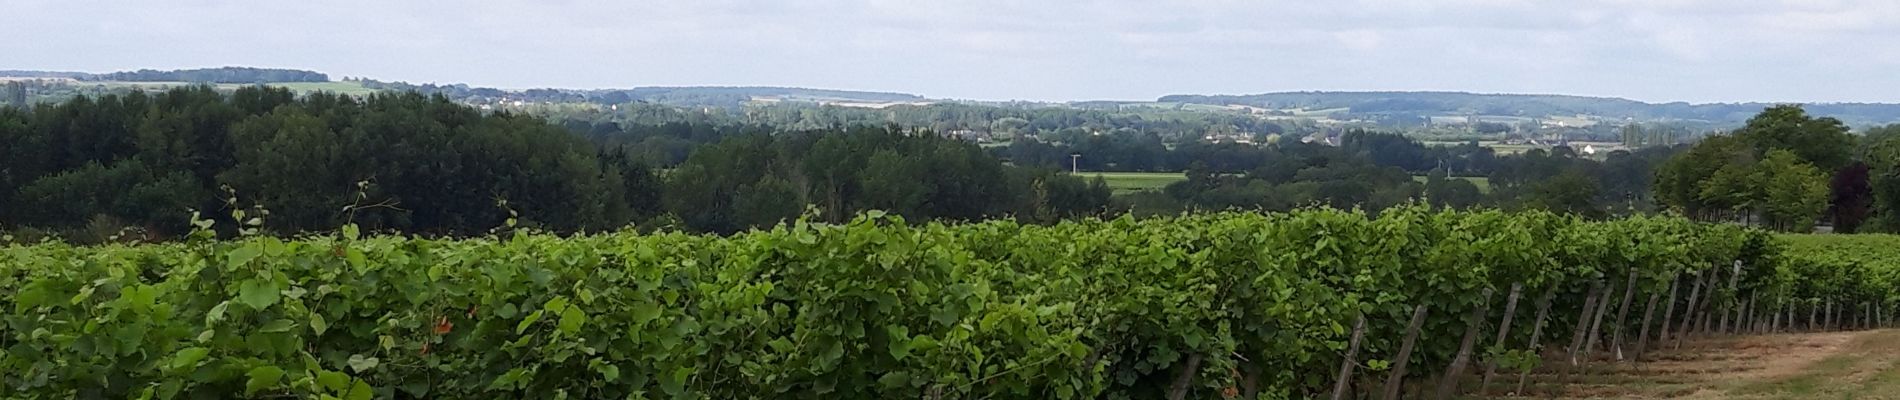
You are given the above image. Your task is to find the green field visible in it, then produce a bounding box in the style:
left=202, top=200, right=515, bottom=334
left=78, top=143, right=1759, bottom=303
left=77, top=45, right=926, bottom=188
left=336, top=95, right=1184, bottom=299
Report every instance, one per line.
left=1082, top=172, right=1185, bottom=194
left=1411, top=175, right=1491, bottom=193
left=246, top=81, right=379, bottom=96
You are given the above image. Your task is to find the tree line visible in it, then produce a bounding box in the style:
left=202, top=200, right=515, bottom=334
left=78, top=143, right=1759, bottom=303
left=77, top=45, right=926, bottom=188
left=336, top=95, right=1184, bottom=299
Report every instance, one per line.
left=990, top=128, right=1677, bottom=218
left=1653, top=105, right=1900, bottom=233
left=1656, top=104, right=1877, bottom=233
left=4, top=86, right=1878, bottom=241
left=92, top=67, right=329, bottom=83
left=0, top=86, right=1107, bottom=241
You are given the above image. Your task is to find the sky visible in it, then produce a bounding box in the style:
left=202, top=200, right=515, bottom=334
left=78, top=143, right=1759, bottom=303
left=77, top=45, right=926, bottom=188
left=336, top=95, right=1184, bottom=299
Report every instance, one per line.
left=6, top=0, right=1900, bottom=103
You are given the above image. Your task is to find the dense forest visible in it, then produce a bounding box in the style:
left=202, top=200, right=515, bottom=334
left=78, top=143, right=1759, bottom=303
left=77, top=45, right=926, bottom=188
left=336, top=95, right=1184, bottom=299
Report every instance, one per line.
left=564, top=115, right=1675, bottom=219
left=0, top=86, right=1105, bottom=241
left=4, top=84, right=1893, bottom=242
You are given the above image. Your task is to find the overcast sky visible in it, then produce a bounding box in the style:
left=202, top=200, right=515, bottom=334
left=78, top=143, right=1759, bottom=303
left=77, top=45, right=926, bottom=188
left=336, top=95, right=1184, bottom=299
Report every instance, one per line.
left=7, top=0, right=1898, bottom=103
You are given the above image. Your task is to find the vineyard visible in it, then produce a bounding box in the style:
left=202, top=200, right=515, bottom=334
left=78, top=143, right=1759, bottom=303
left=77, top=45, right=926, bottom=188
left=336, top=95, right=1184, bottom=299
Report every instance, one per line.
left=2, top=208, right=1896, bottom=399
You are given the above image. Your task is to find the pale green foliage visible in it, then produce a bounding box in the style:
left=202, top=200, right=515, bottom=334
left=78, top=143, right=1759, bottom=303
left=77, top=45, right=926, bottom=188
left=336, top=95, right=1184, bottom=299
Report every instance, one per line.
left=1757, top=150, right=1830, bottom=232
left=0, top=208, right=1855, bottom=399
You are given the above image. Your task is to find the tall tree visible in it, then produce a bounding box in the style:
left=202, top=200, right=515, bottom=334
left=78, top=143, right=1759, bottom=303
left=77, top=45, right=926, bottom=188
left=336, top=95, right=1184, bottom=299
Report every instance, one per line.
left=1757, top=150, right=1829, bottom=232
left=1527, top=169, right=1603, bottom=218
left=1830, top=162, right=1872, bottom=233
left=1734, top=105, right=1854, bottom=171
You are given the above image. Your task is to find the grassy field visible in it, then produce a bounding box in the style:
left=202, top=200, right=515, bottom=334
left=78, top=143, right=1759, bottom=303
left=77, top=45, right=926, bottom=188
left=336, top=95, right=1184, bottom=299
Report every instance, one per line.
left=1487, top=144, right=1537, bottom=155
left=1412, top=175, right=1492, bottom=193
left=249, top=81, right=379, bottom=96
left=1082, top=172, right=1186, bottom=194
left=1289, top=107, right=1349, bottom=116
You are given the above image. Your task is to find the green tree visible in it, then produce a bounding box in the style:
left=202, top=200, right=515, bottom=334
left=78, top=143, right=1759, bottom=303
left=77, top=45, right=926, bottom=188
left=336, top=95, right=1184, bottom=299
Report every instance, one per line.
left=1526, top=170, right=1602, bottom=218
left=1696, top=162, right=1760, bottom=220
left=856, top=149, right=928, bottom=217
left=1860, top=126, right=1900, bottom=231
left=1422, top=170, right=1484, bottom=209
left=1654, top=135, right=1751, bottom=219
left=1756, top=150, right=1829, bottom=232
left=1734, top=105, right=1854, bottom=171
left=3, top=81, right=26, bottom=109
left=802, top=134, right=864, bottom=222
left=731, top=175, right=803, bottom=229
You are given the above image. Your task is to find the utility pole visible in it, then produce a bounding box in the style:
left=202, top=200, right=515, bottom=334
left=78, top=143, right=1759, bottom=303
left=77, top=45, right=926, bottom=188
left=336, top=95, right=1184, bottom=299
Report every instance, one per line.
left=1069, top=153, right=1081, bottom=174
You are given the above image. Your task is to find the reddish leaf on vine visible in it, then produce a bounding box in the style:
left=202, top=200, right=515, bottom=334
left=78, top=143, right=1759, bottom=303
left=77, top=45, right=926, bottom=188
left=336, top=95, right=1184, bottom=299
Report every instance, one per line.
left=434, top=316, right=453, bottom=335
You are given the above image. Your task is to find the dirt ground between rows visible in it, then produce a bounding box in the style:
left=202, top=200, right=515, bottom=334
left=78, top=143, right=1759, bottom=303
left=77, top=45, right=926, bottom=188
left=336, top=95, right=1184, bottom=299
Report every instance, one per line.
left=1489, top=329, right=1900, bottom=399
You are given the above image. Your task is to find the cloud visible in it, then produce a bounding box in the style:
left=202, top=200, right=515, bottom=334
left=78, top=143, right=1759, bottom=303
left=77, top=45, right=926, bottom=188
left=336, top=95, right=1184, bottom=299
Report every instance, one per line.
left=1333, top=30, right=1385, bottom=51
left=2, top=0, right=1898, bottom=102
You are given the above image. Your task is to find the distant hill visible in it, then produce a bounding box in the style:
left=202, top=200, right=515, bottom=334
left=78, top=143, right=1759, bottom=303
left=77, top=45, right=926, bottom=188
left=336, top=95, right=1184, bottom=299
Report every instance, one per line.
left=0, top=70, right=89, bottom=79
left=609, top=86, right=924, bottom=108
left=622, top=86, right=923, bottom=102
left=0, top=67, right=327, bottom=83
left=11, top=66, right=1900, bottom=128
left=1159, top=91, right=1900, bottom=128
left=362, top=80, right=925, bottom=109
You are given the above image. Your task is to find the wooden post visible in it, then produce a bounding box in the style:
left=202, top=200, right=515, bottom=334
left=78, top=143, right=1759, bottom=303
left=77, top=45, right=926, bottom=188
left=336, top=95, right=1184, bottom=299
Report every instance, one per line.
left=1675, top=271, right=1707, bottom=349
left=1808, top=300, right=1818, bottom=331
left=1382, top=305, right=1430, bottom=400
left=1239, top=362, right=1260, bottom=400
left=1746, top=294, right=1758, bottom=334
left=1703, top=266, right=1725, bottom=334
left=1435, top=288, right=1494, bottom=400
left=1584, top=283, right=1617, bottom=355
left=1630, top=282, right=1663, bottom=361
left=1763, top=301, right=1778, bottom=333
left=1720, top=261, right=1742, bottom=333
left=1856, top=302, right=1865, bottom=330
left=1778, top=299, right=1793, bottom=331
left=1560, top=281, right=1605, bottom=387
left=1609, top=268, right=1640, bottom=360
left=1480, top=283, right=1524, bottom=395
left=1825, top=300, right=1834, bottom=331
left=1168, top=353, right=1206, bottom=400
left=1636, top=276, right=1676, bottom=362
left=1778, top=301, right=1793, bottom=333
left=1567, top=282, right=1605, bottom=366
left=1329, top=314, right=1367, bottom=400
left=1514, top=287, right=1558, bottom=395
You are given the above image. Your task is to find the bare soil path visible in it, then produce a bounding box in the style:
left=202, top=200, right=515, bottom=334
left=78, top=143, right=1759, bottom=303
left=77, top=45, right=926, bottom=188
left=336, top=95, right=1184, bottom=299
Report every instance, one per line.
left=1486, top=329, right=1900, bottom=399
